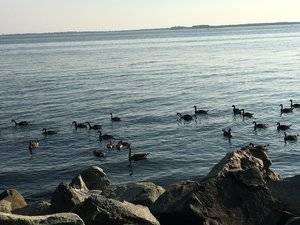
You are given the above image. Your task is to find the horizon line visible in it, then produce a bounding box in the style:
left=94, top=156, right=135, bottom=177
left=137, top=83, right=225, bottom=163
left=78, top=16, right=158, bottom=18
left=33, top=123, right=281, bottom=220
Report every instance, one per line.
left=1, top=21, right=300, bottom=37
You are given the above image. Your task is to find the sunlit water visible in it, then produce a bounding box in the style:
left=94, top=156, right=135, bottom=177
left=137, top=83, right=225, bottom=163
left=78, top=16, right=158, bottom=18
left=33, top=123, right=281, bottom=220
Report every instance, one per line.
left=0, top=25, right=299, bottom=202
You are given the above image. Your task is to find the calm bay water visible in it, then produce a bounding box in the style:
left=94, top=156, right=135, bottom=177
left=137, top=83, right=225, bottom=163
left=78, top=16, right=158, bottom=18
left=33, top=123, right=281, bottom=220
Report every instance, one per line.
left=0, top=25, right=299, bottom=202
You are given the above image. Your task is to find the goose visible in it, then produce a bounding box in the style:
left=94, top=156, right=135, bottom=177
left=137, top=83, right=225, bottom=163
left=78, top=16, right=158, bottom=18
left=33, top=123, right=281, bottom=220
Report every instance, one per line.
left=253, top=121, right=268, bottom=130
left=11, top=119, right=29, bottom=126
left=177, top=113, right=193, bottom=121
left=116, top=140, right=130, bottom=150
left=93, top=150, right=105, bottom=158
left=241, top=109, right=253, bottom=118
left=72, top=121, right=87, bottom=129
left=280, top=104, right=293, bottom=114
left=276, top=122, right=291, bottom=131
left=193, top=106, right=208, bottom=114
left=232, top=105, right=242, bottom=115
left=284, top=132, right=298, bottom=143
left=110, top=113, right=121, bottom=122
left=85, top=122, right=102, bottom=130
left=128, top=146, right=149, bottom=162
left=290, top=99, right=300, bottom=108
left=106, top=140, right=114, bottom=149
left=28, top=140, right=39, bottom=155
left=98, top=131, right=114, bottom=141
left=222, top=128, right=232, bottom=139
left=42, top=128, right=58, bottom=135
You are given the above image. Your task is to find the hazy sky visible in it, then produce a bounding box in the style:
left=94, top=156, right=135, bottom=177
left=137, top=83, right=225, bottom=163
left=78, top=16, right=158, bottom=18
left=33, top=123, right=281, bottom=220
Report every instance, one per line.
left=1, top=0, right=300, bottom=34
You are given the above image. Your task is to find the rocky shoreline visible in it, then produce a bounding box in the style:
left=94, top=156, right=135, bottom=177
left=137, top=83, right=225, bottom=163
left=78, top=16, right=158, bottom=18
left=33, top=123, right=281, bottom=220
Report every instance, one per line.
left=1, top=143, right=299, bottom=225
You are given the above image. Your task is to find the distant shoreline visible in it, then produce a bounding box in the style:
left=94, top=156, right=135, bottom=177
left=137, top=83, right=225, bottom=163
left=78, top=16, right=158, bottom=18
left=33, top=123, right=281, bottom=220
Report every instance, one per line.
left=1, top=21, right=300, bottom=37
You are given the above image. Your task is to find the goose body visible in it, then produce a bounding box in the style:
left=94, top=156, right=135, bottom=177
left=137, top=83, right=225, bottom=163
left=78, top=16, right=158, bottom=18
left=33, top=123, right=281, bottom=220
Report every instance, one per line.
left=116, top=140, right=130, bottom=150
left=280, top=104, right=293, bottom=114
left=110, top=113, right=121, bottom=122
left=11, top=120, right=29, bottom=126
left=85, top=122, right=102, bottom=130
left=93, top=150, right=105, bottom=158
left=72, top=121, right=87, bottom=129
left=253, top=121, right=268, bottom=130
left=98, top=131, right=114, bottom=141
left=28, top=140, right=39, bottom=155
left=177, top=113, right=193, bottom=121
left=106, top=140, right=114, bottom=149
left=241, top=109, right=253, bottom=118
left=222, top=128, right=232, bottom=139
left=277, top=122, right=291, bottom=131
left=232, top=105, right=242, bottom=115
left=290, top=100, right=300, bottom=108
left=284, top=132, right=298, bottom=143
left=193, top=106, right=208, bottom=114
left=42, top=128, right=58, bottom=135
left=128, top=147, right=149, bottom=161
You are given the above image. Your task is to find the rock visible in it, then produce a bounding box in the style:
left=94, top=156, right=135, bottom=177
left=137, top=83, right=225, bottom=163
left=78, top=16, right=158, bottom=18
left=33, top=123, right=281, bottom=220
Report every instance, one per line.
left=0, top=211, right=84, bottom=225
left=74, top=166, right=110, bottom=191
left=269, top=175, right=300, bottom=215
left=108, top=182, right=165, bottom=207
left=75, top=194, right=160, bottom=225
left=0, top=200, right=11, bottom=213
left=0, top=189, right=27, bottom=211
left=70, top=175, right=89, bottom=191
left=51, top=182, right=89, bottom=213
left=151, top=145, right=284, bottom=225
left=13, top=201, right=52, bottom=216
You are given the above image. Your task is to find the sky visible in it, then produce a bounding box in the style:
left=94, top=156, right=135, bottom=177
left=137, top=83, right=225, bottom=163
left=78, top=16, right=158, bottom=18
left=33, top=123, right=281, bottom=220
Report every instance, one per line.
left=0, top=0, right=300, bottom=34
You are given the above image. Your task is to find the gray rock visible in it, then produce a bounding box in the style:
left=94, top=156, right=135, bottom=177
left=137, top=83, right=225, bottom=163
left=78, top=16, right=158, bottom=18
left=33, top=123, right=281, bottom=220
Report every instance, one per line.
left=0, top=211, right=85, bottom=225
left=75, top=194, right=160, bottom=225
left=70, top=175, right=89, bottom=191
left=51, top=182, right=89, bottom=213
left=74, top=166, right=110, bottom=191
left=0, top=189, right=27, bottom=212
left=108, top=182, right=165, bottom=207
left=151, top=145, right=283, bottom=225
left=269, top=175, right=300, bottom=215
left=13, top=201, right=52, bottom=216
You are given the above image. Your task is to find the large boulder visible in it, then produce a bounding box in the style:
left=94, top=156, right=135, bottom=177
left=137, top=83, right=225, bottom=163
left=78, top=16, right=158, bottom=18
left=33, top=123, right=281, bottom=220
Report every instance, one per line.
left=269, top=175, right=300, bottom=215
left=75, top=194, right=160, bottom=225
left=71, top=166, right=110, bottom=191
left=151, top=144, right=285, bottom=225
left=0, top=200, right=11, bottom=213
left=51, top=182, right=89, bottom=213
left=0, top=212, right=84, bottom=225
left=13, top=201, right=52, bottom=216
left=108, top=182, right=165, bottom=208
left=0, top=189, right=27, bottom=212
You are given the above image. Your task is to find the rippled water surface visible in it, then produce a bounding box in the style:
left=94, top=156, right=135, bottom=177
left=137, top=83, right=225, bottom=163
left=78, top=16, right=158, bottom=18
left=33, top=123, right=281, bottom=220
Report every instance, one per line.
left=0, top=25, right=299, bottom=201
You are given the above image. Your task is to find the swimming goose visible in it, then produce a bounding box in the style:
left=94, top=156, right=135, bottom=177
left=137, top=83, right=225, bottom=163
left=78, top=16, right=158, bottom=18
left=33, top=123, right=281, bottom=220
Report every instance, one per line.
left=42, top=128, right=58, bottom=135
left=284, top=132, right=298, bottom=143
left=110, top=113, right=121, bottom=122
left=241, top=109, right=253, bottom=118
left=232, top=105, right=242, bottom=115
left=11, top=119, right=29, bottom=126
left=253, top=121, right=268, bottom=130
left=28, top=140, right=39, bottom=155
left=85, top=122, right=102, bottom=130
left=177, top=113, right=193, bottom=121
left=222, top=128, right=232, bottom=139
left=116, top=140, right=130, bottom=150
left=93, top=150, right=105, bottom=158
left=280, top=104, right=293, bottom=114
left=98, top=131, right=114, bottom=141
left=106, top=140, right=114, bottom=149
left=276, top=122, right=291, bottom=131
left=193, top=106, right=208, bottom=114
left=290, top=99, right=300, bottom=108
left=72, top=121, right=87, bottom=129
left=128, top=146, right=149, bottom=162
